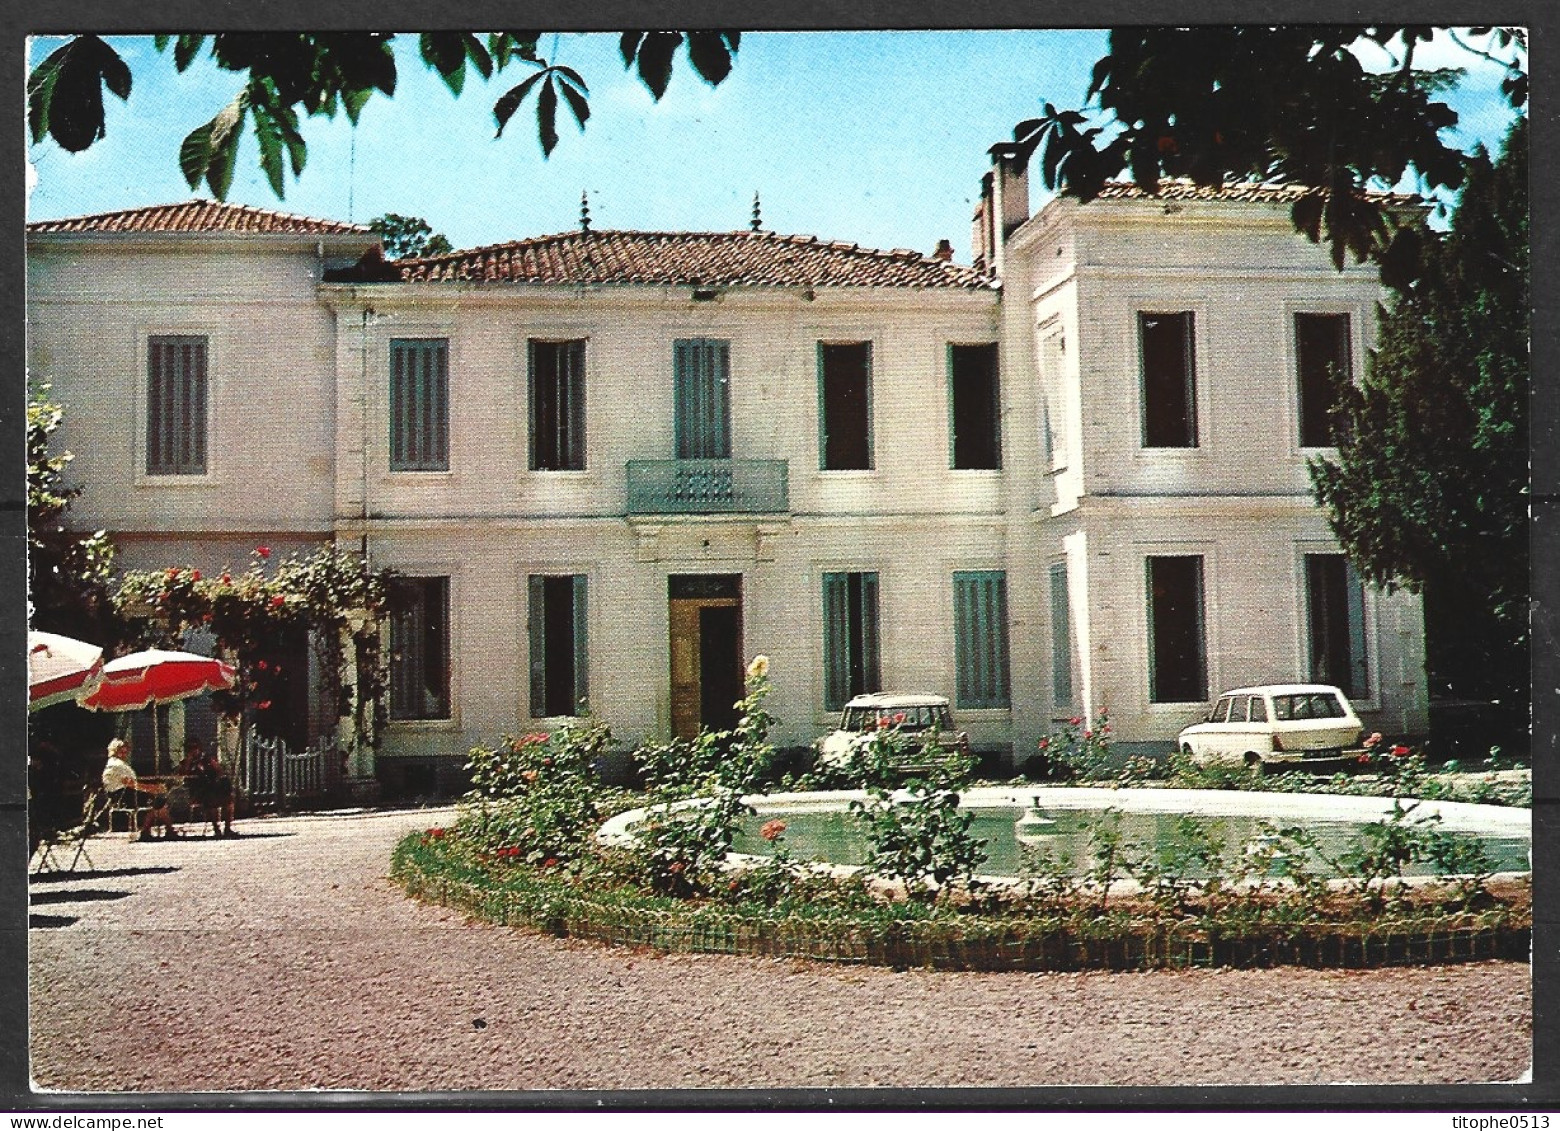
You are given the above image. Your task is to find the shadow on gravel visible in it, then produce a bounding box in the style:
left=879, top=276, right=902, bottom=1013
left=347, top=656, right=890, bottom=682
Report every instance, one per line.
left=30, top=866, right=179, bottom=885
left=30, top=888, right=134, bottom=906
left=29, top=913, right=79, bottom=929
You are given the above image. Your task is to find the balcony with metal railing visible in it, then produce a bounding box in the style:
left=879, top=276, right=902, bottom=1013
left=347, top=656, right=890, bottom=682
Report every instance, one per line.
left=625, top=459, right=789, bottom=515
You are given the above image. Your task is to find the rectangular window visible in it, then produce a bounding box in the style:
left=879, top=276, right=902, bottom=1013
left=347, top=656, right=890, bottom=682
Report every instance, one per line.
left=1296, top=313, right=1352, bottom=448
left=1147, top=555, right=1208, bottom=703
left=1305, top=553, right=1369, bottom=698
left=673, top=339, right=732, bottom=459
left=529, top=575, right=588, bottom=717
left=389, top=576, right=450, bottom=720
left=953, top=570, right=1011, bottom=709
left=818, top=342, right=872, bottom=470
left=1038, top=326, right=1068, bottom=471
left=1139, top=312, right=1198, bottom=448
left=146, top=335, right=208, bottom=475
left=1050, top=562, right=1074, bottom=705
left=822, top=571, right=881, bottom=710
left=949, top=343, right=1002, bottom=469
left=390, top=338, right=450, bottom=471
left=529, top=339, right=586, bottom=470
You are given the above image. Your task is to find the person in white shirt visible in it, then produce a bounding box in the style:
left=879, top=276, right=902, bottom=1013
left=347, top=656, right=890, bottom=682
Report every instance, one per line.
left=102, top=738, right=177, bottom=841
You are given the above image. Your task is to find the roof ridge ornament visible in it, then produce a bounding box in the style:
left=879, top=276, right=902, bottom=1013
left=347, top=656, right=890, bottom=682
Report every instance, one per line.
left=580, top=191, right=591, bottom=233
left=751, top=191, right=762, bottom=232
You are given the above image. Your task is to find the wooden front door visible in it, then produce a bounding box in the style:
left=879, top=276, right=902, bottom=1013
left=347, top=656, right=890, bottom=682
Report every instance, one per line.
left=669, top=575, right=743, bottom=739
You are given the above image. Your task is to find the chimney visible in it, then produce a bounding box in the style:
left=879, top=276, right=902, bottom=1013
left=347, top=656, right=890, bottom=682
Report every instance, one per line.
left=990, top=142, right=1030, bottom=236
left=971, top=169, right=995, bottom=273
left=933, top=238, right=954, bottom=262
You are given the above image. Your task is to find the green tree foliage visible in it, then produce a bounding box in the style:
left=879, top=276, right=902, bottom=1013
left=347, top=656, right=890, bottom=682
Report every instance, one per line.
left=1309, top=117, right=1528, bottom=712
left=28, top=32, right=740, bottom=198
left=27, top=385, right=117, bottom=641
left=1017, top=27, right=1526, bottom=279
left=369, top=213, right=454, bottom=259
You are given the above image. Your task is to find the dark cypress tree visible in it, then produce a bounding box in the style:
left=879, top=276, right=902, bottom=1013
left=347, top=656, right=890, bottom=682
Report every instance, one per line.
left=1310, top=116, right=1528, bottom=745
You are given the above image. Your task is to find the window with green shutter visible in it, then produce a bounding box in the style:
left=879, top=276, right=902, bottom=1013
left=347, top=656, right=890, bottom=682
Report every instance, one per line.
left=389, top=576, right=450, bottom=720
left=953, top=570, right=1011, bottom=709
left=530, top=339, right=586, bottom=470
left=390, top=338, right=450, bottom=471
left=822, top=571, right=881, bottom=710
left=529, top=575, right=589, bottom=717
left=673, top=339, right=732, bottom=459
left=146, top=335, right=208, bottom=475
left=1050, top=562, right=1074, bottom=706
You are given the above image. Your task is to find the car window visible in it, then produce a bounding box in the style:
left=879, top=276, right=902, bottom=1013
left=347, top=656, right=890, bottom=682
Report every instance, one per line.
left=1310, top=693, right=1345, bottom=718
left=1272, top=696, right=1293, bottom=720
left=935, top=705, right=954, bottom=729
left=844, top=708, right=867, bottom=730
left=1249, top=696, right=1268, bottom=722
left=1213, top=696, right=1233, bottom=722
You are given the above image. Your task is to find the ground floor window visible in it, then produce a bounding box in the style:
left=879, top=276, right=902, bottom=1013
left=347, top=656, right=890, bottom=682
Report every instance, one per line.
left=953, top=570, right=1010, bottom=709
left=1147, top=555, right=1207, bottom=703
left=822, top=571, right=880, bottom=710
left=529, top=575, right=588, bottom=717
left=1050, top=562, right=1074, bottom=706
left=390, top=576, right=450, bottom=720
left=1305, top=553, right=1369, bottom=698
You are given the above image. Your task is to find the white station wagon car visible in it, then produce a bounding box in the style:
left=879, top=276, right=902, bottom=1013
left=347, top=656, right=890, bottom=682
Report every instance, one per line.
left=1177, top=684, right=1364, bottom=767
left=815, top=692, right=971, bottom=774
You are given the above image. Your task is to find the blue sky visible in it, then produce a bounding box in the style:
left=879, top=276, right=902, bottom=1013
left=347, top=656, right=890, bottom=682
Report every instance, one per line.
left=26, top=31, right=1524, bottom=260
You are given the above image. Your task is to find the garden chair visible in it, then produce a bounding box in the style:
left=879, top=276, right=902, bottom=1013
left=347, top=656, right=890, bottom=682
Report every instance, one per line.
left=30, top=788, right=104, bottom=876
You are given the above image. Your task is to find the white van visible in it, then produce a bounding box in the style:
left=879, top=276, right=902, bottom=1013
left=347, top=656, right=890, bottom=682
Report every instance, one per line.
left=1177, top=684, right=1363, bottom=767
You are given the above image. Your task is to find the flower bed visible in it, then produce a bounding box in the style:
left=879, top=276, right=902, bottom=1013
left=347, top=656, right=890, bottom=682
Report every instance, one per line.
left=392, top=661, right=1531, bottom=974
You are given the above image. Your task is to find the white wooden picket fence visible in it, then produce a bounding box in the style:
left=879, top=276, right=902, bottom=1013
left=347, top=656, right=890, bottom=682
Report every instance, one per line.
left=237, top=731, right=346, bottom=813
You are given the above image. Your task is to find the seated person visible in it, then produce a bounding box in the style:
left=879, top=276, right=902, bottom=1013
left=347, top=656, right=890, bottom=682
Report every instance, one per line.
left=179, top=737, right=236, bottom=839
left=101, top=738, right=177, bottom=841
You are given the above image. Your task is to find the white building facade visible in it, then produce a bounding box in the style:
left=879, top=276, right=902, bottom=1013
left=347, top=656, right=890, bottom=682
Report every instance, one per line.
left=26, top=164, right=1428, bottom=790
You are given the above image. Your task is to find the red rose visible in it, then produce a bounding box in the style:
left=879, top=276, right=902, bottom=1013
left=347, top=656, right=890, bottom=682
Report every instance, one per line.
left=1357, top=754, right=1373, bottom=765
left=190, top=570, right=201, bottom=582
left=1038, top=739, right=1049, bottom=750
left=271, top=595, right=286, bottom=607
left=1390, top=745, right=1412, bottom=758
left=1083, top=730, right=1093, bottom=739
left=166, top=567, right=178, bottom=578
left=221, top=572, right=231, bottom=584
left=1069, top=717, right=1082, bottom=726
left=542, top=857, right=558, bottom=869
left=760, top=819, right=787, bottom=842
left=256, top=546, right=271, bottom=559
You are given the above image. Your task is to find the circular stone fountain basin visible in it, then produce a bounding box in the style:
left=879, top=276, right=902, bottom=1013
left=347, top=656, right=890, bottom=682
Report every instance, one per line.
left=598, top=787, right=1531, bottom=881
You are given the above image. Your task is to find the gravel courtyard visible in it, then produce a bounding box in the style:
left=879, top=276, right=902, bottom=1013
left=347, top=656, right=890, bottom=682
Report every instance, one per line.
left=28, top=807, right=1531, bottom=1093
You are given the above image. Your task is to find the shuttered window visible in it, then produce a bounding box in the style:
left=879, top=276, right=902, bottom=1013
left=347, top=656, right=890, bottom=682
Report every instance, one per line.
left=953, top=570, right=1011, bottom=709
left=1147, top=555, right=1208, bottom=703
left=146, top=336, right=208, bottom=475
left=530, top=339, right=586, bottom=470
left=1305, top=554, right=1369, bottom=698
left=673, top=339, right=732, bottom=459
left=822, top=571, right=881, bottom=710
left=389, top=576, right=450, bottom=720
left=529, top=575, right=589, bottom=717
left=1050, top=562, right=1074, bottom=705
left=390, top=338, right=450, bottom=471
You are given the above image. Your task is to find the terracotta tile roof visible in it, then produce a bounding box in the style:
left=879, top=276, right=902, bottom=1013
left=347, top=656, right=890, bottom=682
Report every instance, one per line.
left=394, top=229, right=992, bottom=289
left=26, top=199, right=370, bottom=236
left=1091, top=178, right=1419, bottom=207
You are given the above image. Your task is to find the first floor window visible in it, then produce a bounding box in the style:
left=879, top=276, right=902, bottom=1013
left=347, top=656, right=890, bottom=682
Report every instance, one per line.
left=953, top=570, right=1011, bottom=709
left=1050, top=562, right=1074, bottom=705
left=673, top=338, right=732, bottom=459
left=949, top=343, right=1002, bottom=469
left=147, top=335, right=208, bottom=475
left=822, top=571, right=880, bottom=710
left=529, top=575, right=588, bottom=717
left=1305, top=554, right=1369, bottom=698
left=1139, top=312, right=1198, bottom=448
left=530, top=339, right=586, bottom=470
left=1147, top=555, right=1207, bottom=703
left=390, top=576, right=450, bottom=720
left=1295, top=313, right=1352, bottom=448
left=390, top=338, right=450, bottom=471
left=819, top=342, right=872, bottom=470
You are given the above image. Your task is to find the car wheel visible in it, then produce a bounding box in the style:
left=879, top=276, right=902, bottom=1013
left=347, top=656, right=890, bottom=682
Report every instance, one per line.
left=1243, top=751, right=1264, bottom=773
